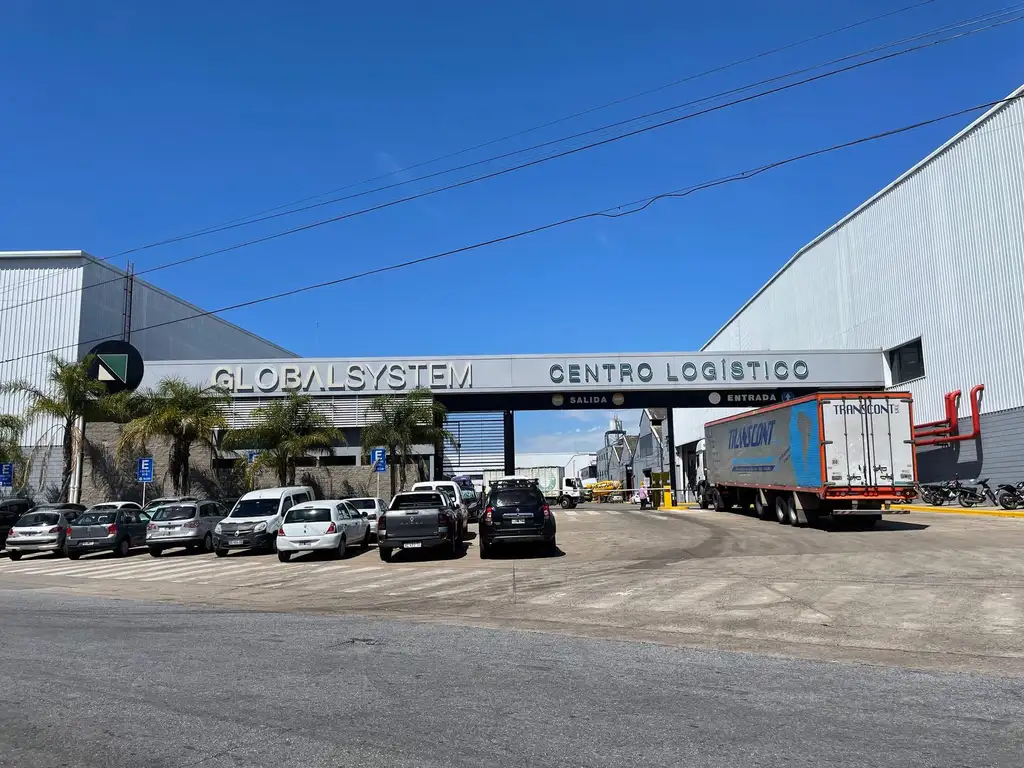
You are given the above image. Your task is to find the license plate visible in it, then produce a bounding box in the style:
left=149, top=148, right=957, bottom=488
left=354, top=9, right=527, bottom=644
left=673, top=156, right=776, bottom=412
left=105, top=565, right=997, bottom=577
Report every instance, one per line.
left=81, top=540, right=95, bottom=546
left=229, top=539, right=244, bottom=546
left=297, top=540, right=315, bottom=546
left=403, top=541, right=422, bottom=548
left=509, top=519, right=526, bottom=525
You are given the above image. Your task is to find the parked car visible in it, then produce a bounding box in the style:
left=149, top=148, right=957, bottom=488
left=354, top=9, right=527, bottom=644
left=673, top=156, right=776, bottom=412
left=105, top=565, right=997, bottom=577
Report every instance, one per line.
left=147, top=500, right=227, bottom=556
left=6, top=508, right=80, bottom=559
left=0, top=498, right=35, bottom=550
left=460, top=488, right=481, bottom=523
left=276, top=500, right=371, bottom=562
left=410, top=481, right=469, bottom=536
left=66, top=504, right=150, bottom=559
left=213, top=486, right=314, bottom=557
left=377, top=491, right=462, bottom=562
left=142, top=496, right=198, bottom=513
left=343, top=497, right=387, bottom=538
left=479, top=484, right=557, bottom=558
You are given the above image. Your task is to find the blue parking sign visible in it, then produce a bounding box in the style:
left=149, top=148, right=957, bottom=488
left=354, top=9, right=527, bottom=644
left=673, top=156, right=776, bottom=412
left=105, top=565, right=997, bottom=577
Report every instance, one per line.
left=370, top=448, right=386, bottom=472
left=0, top=463, right=13, bottom=488
left=137, top=457, right=154, bottom=483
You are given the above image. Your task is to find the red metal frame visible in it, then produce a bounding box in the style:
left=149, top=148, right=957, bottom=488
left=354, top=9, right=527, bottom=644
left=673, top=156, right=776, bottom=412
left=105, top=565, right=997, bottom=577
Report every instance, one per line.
left=913, top=384, right=984, bottom=446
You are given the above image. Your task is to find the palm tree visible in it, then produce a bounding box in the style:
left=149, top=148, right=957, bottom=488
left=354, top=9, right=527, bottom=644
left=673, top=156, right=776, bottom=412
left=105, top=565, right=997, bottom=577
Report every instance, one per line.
left=223, top=393, right=342, bottom=487
left=0, top=414, right=23, bottom=465
left=2, top=355, right=109, bottom=502
left=361, top=387, right=457, bottom=497
left=115, top=377, right=230, bottom=495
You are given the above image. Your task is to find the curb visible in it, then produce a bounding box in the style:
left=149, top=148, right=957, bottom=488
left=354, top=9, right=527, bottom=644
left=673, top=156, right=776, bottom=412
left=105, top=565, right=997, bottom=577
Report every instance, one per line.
left=896, top=504, right=1024, bottom=519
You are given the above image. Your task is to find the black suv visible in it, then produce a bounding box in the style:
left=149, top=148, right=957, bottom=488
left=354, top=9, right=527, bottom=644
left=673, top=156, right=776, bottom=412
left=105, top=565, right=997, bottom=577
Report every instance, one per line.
left=0, top=498, right=34, bottom=549
left=479, top=484, right=556, bottom=558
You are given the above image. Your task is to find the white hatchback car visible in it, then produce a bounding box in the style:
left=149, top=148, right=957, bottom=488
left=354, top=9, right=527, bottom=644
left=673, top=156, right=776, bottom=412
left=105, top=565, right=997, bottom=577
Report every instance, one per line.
left=276, top=500, right=372, bottom=563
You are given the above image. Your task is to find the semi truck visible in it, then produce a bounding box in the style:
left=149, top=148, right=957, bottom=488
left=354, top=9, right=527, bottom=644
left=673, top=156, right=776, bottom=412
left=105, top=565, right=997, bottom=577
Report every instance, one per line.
left=482, top=466, right=583, bottom=508
left=694, top=392, right=917, bottom=528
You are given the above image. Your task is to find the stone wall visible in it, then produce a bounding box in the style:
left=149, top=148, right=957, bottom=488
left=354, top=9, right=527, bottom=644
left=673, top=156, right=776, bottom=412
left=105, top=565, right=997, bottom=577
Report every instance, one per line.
left=80, top=421, right=420, bottom=505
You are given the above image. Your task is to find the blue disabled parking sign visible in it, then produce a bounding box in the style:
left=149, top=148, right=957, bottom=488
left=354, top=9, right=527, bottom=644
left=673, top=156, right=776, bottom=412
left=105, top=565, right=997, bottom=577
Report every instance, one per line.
left=370, top=448, right=386, bottom=472
left=137, top=457, right=154, bottom=483
left=0, top=463, right=13, bottom=488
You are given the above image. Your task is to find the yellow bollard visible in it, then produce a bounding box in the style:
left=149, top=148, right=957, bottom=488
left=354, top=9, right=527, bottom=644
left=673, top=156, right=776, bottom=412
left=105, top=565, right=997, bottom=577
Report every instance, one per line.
left=663, top=486, right=672, bottom=509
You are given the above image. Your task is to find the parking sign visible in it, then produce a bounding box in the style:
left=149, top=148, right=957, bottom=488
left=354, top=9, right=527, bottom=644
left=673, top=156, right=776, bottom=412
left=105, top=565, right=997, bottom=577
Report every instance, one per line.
left=370, top=448, right=387, bottom=472
left=0, top=463, right=13, bottom=488
left=137, top=457, right=154, bottom=483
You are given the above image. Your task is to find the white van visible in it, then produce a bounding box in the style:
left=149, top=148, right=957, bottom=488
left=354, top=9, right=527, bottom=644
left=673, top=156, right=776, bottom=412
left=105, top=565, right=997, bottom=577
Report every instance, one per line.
left=213, top=486, right=315, bottom=556
left=410, top=481, right=469, bottom=535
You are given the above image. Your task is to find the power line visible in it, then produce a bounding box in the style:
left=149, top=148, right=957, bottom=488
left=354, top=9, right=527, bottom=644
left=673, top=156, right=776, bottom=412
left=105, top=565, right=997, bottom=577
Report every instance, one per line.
left=0, top=3, right=1004, bottom=305
left=105, top=0, right=943, bottom=258
left=2, top=93, right=1017, bottom=371
left=2, top=8, right=1019, bottom=318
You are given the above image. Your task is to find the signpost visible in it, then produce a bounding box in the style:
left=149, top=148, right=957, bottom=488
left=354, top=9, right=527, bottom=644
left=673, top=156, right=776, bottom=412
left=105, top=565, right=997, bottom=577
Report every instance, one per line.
left=0, top=463, right=13, bottom=491
left=137, top=457, right=154, bottom=507
left=370, top=448, right=386, bottom=498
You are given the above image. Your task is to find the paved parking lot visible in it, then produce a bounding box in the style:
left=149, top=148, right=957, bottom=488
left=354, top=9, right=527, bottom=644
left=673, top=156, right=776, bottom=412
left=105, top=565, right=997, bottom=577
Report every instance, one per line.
left=3, top=504, right=1022, bottom=675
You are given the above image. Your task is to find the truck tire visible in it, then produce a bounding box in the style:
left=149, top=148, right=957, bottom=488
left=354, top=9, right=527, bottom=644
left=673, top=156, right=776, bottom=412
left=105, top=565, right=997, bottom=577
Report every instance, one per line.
left=754, top=494, right=769, bottom=520
left=775, top=496, right=789, bottom=524
left=560, top=496, right=573, bottom=509
left=712, top=489, right=727, bottom=512
left=786, top=499, right=799, bottom=526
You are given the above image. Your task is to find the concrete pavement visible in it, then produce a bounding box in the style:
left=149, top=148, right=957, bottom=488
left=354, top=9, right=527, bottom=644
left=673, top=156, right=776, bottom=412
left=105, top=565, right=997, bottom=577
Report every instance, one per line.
left=1, top=507, right=1022, bottom=675
left=1, top=589, right=1021, bottom=768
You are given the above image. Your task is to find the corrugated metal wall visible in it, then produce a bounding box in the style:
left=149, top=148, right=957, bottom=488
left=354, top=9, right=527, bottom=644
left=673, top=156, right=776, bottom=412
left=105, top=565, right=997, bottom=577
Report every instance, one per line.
left=676, top=90, right=1024, bottom=443
left=80, top=260, right=294, bottom=361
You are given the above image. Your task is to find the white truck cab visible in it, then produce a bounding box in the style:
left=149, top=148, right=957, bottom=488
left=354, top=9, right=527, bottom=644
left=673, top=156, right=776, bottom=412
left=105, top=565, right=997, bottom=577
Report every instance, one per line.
left=213, top=486, right=315, bottom=556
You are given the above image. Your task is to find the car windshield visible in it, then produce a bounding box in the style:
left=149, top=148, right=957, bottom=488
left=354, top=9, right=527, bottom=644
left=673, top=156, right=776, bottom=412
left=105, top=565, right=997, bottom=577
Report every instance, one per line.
left=493, top=489, right=543, bottom=508
left=230, top=499, right=280, bottom=518
left=347, top=499, right=375, bottom=509
left=16, top=512, right=60, bottom=527
left=73, top=512, right=117, bottom=526
left=391, top=493, right=444, bottom=510
left=151, top=505, right=197, bottom=521
left=285, top=507, right=332, bottom=523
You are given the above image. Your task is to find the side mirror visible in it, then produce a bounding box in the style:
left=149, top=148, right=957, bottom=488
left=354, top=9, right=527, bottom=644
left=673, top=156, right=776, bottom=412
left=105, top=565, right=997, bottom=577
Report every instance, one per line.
left=361, top=512, right=369, bottom=519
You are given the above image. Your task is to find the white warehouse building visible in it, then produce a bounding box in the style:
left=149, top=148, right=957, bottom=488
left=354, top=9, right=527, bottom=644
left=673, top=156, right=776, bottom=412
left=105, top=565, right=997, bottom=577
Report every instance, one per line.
left=0, top=250, right=293, bottom=494
left=674, top=85, right=1024, bottom=491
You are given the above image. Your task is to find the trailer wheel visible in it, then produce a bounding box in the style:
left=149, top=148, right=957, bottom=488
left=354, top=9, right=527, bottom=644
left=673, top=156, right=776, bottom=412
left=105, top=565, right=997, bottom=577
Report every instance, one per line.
left=712, top=489, right=727, bottom=512
left=775, top=496, right=789, bottom=524
left=785, top=499, right=799, bottom=526
left=754, top=494, right=770, bottom=520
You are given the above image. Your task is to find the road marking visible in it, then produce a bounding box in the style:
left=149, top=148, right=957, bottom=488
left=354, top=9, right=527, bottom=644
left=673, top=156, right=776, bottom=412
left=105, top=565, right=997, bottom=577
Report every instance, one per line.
left=584, top=511, right=600, bottom=516
left=344, top=569, right=454, bottom=593
left=562, top=510, right=578, bottom=517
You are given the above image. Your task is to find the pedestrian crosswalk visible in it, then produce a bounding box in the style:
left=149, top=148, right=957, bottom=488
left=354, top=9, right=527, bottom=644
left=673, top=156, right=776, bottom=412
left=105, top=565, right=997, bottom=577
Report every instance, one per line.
left=559, top=508, right=689, bottom=520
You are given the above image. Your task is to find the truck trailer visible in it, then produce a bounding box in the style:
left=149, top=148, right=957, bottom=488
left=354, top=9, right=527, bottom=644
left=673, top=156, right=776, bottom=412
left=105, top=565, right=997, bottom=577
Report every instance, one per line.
left=482, top=467, right=582, bottom=508
left=695, top=392, right=917, bottom=528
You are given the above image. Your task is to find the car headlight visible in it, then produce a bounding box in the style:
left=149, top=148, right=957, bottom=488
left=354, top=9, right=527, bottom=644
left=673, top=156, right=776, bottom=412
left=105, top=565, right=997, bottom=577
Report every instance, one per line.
left=214, top=523, right=222, bottom=533
left=254, top=521, right=267, bottom=533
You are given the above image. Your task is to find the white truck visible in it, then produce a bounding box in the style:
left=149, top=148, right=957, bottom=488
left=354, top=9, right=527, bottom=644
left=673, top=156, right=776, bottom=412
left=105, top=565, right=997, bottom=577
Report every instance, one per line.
left=482, top=466, right=582, bottom=509
left=695, top=392, right=917, bottom=529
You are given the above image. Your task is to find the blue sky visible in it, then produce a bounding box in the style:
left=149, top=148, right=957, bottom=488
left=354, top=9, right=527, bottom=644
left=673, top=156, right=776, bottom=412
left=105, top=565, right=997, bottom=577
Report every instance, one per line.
left=2, top=0, right=1022, bottom=452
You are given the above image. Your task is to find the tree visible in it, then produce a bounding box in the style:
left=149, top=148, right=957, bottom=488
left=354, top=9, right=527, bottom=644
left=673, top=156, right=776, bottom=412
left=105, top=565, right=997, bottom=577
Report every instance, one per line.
left=361, top=387, right=457, bottom=497
left=115, top=377, right=230, bottom=495
left=2, top=355, right=108, bottom=502
left=0, top=414, right=23, bottom=465
left=223, top=393, right=342, bottom=487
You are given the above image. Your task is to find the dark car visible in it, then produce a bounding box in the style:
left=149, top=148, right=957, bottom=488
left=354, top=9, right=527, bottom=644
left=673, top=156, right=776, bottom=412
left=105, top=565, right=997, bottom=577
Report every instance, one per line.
left=479, top=485, right=556, bottom=558
left=0, top=498, right=35, bottom=549
left=377, top=491, right=461, bottom=562
left=66, top=505, right=149, bottom=559
left=461, top=488, right=481, bottom=523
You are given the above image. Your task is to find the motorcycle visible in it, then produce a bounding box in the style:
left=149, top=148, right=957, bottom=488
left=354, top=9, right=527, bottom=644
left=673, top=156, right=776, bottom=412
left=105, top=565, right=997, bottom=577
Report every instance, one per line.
left=996, top=481, right=1024, bottom=510
left=918, top=479, right=962, bottom=506
left=955, top=478, right=997, bottom=507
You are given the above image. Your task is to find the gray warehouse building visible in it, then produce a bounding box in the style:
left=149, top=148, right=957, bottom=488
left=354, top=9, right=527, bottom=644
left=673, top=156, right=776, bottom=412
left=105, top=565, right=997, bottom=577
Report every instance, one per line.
left=0, top=250, right=293, bottom=495
left=674, top=85, right=1024, bottom=491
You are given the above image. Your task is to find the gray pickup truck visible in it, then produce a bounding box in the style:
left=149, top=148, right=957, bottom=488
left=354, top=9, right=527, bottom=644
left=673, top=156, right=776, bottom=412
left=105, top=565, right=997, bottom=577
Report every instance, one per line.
left=377, top=491, right=461, bottom=562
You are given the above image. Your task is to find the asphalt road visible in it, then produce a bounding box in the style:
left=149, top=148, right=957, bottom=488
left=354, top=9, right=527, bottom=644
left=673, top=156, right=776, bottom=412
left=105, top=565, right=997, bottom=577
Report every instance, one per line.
left=0, top=589, right=1021, bottom=768
left=2, top=507, right=1022, bottom=675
